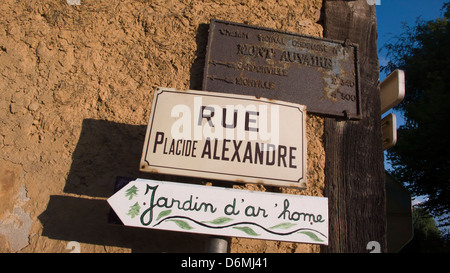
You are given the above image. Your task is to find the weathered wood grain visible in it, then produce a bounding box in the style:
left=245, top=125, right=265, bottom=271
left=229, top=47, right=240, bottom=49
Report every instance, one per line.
left=322, top=0, right=387, bottom=253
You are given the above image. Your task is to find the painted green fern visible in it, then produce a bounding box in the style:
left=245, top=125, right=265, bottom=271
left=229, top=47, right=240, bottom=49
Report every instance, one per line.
left=269, top=222, right=297, bottom=230
left=127, top=202, right=141, bottom=218
left=125, top=185, right=139, bottom=200
left=299, top=231, right=323, bottom=242
left=156, top=209, right=172, bottom=221
left=233, top=226, right=260, bottom=236
left=168, top=219, right=194, bottom=230
left=202, top=217, right=234, bottom=225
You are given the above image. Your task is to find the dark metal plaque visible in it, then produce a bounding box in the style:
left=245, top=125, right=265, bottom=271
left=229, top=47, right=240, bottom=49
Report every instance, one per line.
left=202, top=19, right=362, bottom=119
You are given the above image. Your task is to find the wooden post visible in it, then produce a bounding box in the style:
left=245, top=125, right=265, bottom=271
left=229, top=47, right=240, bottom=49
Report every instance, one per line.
left=322, top=0, right=387, bottom=252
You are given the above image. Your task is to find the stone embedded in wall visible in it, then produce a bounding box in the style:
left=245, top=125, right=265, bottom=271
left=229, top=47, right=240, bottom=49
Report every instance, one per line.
left=0, top=159, right=31, bottom=252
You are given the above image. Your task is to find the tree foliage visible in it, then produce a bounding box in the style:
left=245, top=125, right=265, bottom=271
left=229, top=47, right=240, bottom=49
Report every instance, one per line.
left=400, top=207, right=448, bottom=253
left=381, top=3, right=450, bottom=227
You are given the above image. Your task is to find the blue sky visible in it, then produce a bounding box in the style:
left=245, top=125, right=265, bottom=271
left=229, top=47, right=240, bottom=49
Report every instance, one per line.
left=377, top=0, right=445, bottom=189
left=376, top=0, right=446, bottom=142
left=377, top=0, right=447, bottom=80
left=376, top=1, right=447, bottom=222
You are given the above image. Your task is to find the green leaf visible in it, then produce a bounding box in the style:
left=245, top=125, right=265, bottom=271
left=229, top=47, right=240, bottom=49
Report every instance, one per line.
left=233, top=226, right=259, bottom=236
left=126, top=202, right=141, bottom=218
left=202, top=217, right=233, bottom=225
left=156, top=209, right=172, bottom=221
left=125, top=185, right=139, bottom=200
left=299, top=231, right=323, bottom=242
left=269, top=222, right=297, bottom=230
left=168, top=220, right=194, bottom=230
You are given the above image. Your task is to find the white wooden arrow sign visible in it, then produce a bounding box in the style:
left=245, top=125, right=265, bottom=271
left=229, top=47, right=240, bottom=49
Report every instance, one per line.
left=380, top=69, right=405, bottom=114
left=382, top=113, right=397, bottom=150
left=108, top=178, right=329, bottom=245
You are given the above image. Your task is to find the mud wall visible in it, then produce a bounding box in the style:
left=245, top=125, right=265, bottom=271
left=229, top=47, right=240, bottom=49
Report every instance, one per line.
left=0, top=0, right=324, bottom=252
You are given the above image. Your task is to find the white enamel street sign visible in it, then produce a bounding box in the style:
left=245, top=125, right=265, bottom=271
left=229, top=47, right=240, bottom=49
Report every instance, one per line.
left=107, top=178, right=329, bottom=245
left=140, top=88, right=307, bottom=188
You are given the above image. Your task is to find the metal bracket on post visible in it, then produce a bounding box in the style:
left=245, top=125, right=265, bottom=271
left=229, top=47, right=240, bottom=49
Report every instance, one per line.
left=203, top=180, right=230, bottom=253
left=205, top=236, right=228, bottom=253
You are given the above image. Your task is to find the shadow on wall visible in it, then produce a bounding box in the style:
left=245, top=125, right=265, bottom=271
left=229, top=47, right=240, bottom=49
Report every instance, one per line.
left=65, top=119, right=146, bottom=198
left=38, top=22, right=213, bottom=252
left=38, top=119, right=209, bottom=252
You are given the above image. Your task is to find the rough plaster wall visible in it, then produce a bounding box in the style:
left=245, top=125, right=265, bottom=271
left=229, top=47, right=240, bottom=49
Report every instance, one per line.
left=0, top=0, right=324, bottom=252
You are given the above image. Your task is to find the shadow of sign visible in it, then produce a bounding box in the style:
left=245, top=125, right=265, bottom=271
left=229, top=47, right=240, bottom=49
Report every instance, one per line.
left=39, top=195, right=208, bottom=252
left=64, top=119, right=147, bottom=198
left=189, top=23, right=209, bottom=90
left=38, top=119, right=208, bottom=252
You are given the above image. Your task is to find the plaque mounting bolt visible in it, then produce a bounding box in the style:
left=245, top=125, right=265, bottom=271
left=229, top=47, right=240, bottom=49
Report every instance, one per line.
left=343, top=110, right=351, bottom=120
